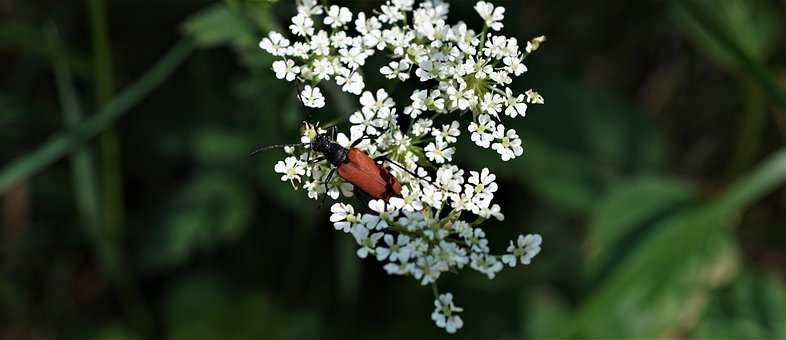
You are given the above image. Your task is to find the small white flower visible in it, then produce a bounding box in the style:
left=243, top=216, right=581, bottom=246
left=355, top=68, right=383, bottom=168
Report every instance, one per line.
left=259, top=31, right=290, bottom=56
left=470, top=253, right=503, bottom=279
left=312, top=58, right=335, bottom=80
left=491, top=126, right=524, bottom=161
left=297, top=0, right=323, bottom=16
left=479, top=203, right=505, bottom=221
left=272, top=59, right=300, bottom=81
left=309, top=30, right=331, bottom=56
left=355, top=12, right=384, bottom=49
left=300, top=85, right=326, bottom=108
left=504, top=55, right=527, bottom=76
left=431, top=293, right=464, bottom=334
left=330, top=202, right=358, bottom=233
left=350, top=108, right=384, bottom=137
left=336, top=68, right=365, bottom=95
left=466, top=168, right=498, bottom=201
left=474, top=1, right=505, bottom=31
left=432, top=121, right=461, bottom=144
left=274, top=156, right=306, bottom=187
left=468, top=114, right=496, bottom=148
left=411, top=119, right=434, bottom=137
left=324, top=5, right=353, bottom=28
left=360, top=89, right=395, bottom=113
left=503, top=88, right=527, bottom=118
left=414, top=255, right=444, bottom=285
left=502, top=234, right=542, bottom=266
left=376, top=234, right=412, bottom=262
left=480, top=92, right=504, bottom=118
left=362, top=198, right=404, bottom=230
left=465, top=228, right=490, bottom=254
left=289, top=13, right=315, bottom=37
left=525, top=89, right=544, bottom=104
left=379, top=2, right=405, bottom=23
left=351, top=224, right=383, bottom=259
left=339, top=46, right=369, bottom=68
left=526, top=35, right=546, bottom=53
left=380, top=60, right=411, bottom=81
left=425, top=141, right=455, bottom=164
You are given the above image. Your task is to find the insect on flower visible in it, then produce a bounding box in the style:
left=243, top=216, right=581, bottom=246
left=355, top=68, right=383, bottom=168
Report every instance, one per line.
left=251, top=126, right=406, bottom=202
left=251, top=82, right=426, bottom=203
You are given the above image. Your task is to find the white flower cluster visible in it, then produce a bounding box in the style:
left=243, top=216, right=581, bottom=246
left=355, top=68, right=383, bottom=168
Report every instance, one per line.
left=262, top=0, right=544, bottom=333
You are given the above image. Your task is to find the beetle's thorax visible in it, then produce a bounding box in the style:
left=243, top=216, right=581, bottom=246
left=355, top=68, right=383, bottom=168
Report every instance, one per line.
left=312, top=134, right=348, bottom=166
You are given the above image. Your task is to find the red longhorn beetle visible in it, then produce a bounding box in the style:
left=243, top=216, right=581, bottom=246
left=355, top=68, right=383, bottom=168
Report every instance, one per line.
left=252, top=82, right=429, bottom=203
left=251, top=126, right=406, bottom=202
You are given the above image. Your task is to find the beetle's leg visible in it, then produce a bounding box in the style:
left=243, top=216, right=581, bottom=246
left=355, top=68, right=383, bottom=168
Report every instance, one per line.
left=319, top=167, right=337, bottom=209
left=350, top=134, right=376, bottom=148
left=309, top=156, right=326, bottom=164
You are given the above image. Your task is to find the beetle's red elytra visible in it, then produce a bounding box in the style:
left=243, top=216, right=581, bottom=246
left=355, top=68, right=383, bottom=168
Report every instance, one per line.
left=337, top=148, right=402, bottom=201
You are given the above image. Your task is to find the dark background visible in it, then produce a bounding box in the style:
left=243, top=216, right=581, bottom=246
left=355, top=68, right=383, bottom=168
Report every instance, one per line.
left=2, top=0, right=786, bottom=339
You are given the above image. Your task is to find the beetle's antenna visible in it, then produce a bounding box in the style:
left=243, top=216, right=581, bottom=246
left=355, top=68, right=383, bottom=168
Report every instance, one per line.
left=250, top=143, right=308, bottom=157
left=377, top=156, right=439, bottom=189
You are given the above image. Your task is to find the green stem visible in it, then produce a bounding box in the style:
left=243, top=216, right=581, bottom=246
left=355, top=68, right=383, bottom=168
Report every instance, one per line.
left=50, top=28, right=101, bottom=242
left=88, top=0, right=126, bottom=245
left=51, top=26, right=154, bottom=335
left=0, top=39, right=194, bottom=194
left=726, top=80, right=766, bottom=178
left=477, top=25, right=489, bottom=55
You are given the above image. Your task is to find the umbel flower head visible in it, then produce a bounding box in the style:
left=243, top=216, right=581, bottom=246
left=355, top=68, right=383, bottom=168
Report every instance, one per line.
left=261, top=0, right=545, bottom=333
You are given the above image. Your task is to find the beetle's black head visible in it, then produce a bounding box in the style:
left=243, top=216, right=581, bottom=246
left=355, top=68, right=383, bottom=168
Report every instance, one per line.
left=311, top=133, right=332, bottom=154
left=312, top=133, right=348, bottom=165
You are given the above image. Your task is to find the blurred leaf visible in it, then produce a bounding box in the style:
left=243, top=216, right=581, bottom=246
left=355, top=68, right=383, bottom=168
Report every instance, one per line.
left=143, top=174, right=253, bottom=268
left=0, top=22, right=91, bottom=76
left=183, top=4, right=257, bottom=48
left=672, top=0, right=778, bottom=66
left=554, top=148, right=786, bottom=338
left=672, top=0, right=786, bottom=110
left=694, top=272, right=786, bottom=339
left=162, top=273, right=272, bottom=340
left=524, top=289, right=572, bottom=339
left=584, top=176, right=697, bottom=277
left=0, top=39, right=194, bottom=194
left=194, top=129, right=254, bottom=166
left=85, top=325, right=140, bottom=340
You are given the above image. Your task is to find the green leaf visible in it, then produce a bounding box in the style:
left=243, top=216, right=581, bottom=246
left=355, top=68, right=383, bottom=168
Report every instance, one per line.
left=694, top=272, right=786, bottom=339
left=524, top=289, right=572, bottom=339
left=672, top=0, right=778, bottom=66
left=183, top=4, right=257, bottom=48
left=554, top=148, right=786, bottom=338
left=584, top=176, right=697, bottom=277
left=672, top=0, right=786, bottom=110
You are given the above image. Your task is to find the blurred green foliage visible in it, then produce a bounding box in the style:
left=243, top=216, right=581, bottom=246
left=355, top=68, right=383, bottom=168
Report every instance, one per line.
left=1, top=0, right=786, bottom=339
